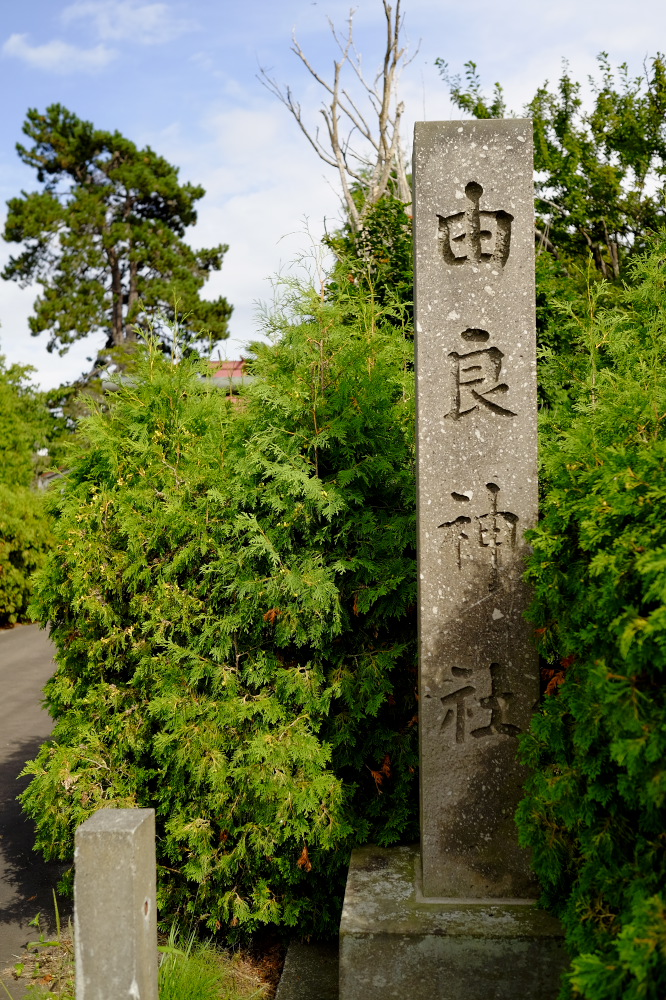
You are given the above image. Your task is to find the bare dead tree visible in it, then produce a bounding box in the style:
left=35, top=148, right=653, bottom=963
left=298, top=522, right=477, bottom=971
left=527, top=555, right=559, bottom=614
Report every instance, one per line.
left=260, top=1, right=414, bottom=232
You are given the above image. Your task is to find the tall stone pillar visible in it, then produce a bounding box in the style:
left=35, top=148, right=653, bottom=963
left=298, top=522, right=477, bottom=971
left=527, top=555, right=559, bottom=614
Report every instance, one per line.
left=413, top=119, right=539, bottom=900
left=339, top=121, right=567, bottom=1000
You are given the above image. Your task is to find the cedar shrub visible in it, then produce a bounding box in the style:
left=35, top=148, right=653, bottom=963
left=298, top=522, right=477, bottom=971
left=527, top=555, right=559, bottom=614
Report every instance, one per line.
left=21, top=279, right=418, bottom=938
left=518, top=233, right=666, bottom=998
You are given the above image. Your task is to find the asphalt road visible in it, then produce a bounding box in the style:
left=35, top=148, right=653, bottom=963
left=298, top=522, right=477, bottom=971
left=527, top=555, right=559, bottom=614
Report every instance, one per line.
left=0, top=624, right=68, bottom=987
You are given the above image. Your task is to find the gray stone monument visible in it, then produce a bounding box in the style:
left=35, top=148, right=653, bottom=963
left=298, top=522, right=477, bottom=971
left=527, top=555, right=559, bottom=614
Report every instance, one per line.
left=339, top=121, right=567, bottom=1000
left=75, top=808, right=158, bottom=1000
left=415, top=119, right=538, bottom=900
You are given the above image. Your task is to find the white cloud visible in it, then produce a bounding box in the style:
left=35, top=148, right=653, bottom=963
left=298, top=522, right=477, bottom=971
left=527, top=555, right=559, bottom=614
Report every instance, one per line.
left=2, top=33, right=115, bottom=73
left=61, top=1, right=196, bottom=45
left=136, top=99, right=343, bottom=361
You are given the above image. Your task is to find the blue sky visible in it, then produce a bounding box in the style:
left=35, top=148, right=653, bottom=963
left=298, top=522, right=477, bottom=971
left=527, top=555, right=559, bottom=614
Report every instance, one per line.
left=1, top=0, right=665, bottom=388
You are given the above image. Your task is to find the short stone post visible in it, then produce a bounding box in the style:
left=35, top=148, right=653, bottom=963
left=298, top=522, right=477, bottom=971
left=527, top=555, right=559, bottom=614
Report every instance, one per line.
left=339, top=121, right=567, bottom=1000
left=75, top=808, right=158, bottom=1000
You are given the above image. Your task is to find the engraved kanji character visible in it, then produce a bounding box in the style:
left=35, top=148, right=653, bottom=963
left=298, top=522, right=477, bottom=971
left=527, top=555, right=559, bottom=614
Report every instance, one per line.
left=439, top=514, right=472, bottom=570
left=438, top=181, right=513, bottom=267
left=438, top=663, right=521, bottom=745
left=438, top=483, right=519, bottom=590
left=446, top=328, right=516, bottom=419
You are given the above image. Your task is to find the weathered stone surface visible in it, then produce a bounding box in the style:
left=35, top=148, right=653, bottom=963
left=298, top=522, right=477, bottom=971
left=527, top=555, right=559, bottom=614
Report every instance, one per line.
left=275, top=942, right=339, bottom=1000
left=339, top=846, right=566, bottom=1000
left=74, top=808, right=158, bottom=1000
left=413, top=120, right=539, bottom=899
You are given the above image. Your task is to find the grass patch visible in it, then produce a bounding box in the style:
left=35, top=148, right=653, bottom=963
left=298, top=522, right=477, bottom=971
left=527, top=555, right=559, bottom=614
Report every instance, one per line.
left=159, top=927, right=269, bottom=1000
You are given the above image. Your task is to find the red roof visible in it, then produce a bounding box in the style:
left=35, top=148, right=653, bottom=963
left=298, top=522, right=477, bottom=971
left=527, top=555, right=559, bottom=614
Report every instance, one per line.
left=210, top=359, right=247, bottom=378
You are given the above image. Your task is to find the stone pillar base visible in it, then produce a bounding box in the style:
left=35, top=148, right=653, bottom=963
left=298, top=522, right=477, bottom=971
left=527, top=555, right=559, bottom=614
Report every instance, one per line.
left=339, top=845, right=567, bottom=1000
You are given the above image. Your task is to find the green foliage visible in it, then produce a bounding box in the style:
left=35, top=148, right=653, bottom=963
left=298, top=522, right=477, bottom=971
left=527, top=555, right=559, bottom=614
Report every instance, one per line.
left=324, top=195, right=414, bottom=324
left=5, top=909, right=268, bottom=1000
left=21, top=285, right=418, bottom=939
left=435, top=59, right=507, bottom=119
left=3, top=104, right=232, bottom=358
left=439, top=54, right=666, bottom=281
left=0, top=355, right=60, bottom=486
left=0, top=355, right=61, bottom=626
left=517, top=233, right=666, bottom=998
left=0, top=484, right=53, bottom=627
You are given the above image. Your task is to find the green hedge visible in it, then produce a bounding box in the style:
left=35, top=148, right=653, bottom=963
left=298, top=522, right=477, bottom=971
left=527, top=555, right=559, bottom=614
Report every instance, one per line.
left=0, top=353, right=64, bottom=625
left=21, top=287, right=418, bottom=938
left=0, top=484, right=52, bottom=626
left=518, top=235, right=666, bottom=999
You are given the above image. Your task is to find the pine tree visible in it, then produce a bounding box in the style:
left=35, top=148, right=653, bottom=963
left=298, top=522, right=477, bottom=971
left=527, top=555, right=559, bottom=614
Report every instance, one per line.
left=3, top=105, right=232, bottom=363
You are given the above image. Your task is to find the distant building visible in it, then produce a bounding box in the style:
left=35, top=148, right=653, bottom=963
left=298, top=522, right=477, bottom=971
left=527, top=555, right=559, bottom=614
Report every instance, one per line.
left=210, top=359, right=247, bottom=380
left=208, top=359, right=254, bottom=403
left=36, top=469, right=67, bottom=490
left=103, top=359, right=255, bottom=398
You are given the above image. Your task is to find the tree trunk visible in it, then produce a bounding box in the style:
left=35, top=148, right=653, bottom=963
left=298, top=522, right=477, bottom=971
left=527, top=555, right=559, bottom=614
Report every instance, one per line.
left=603, top=220, right=621, bottom=279
left=126, top=256, right=139, bottom=339
left=108, top=248, right=125, bottom=347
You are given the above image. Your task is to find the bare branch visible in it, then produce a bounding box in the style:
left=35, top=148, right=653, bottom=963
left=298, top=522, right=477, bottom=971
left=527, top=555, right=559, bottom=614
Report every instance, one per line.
left=258, top=69, right=339, bottom=168
left=341, top=89, right=379, bottom=148
left=290, top=34, right=339, bottom=97
left=259, top=1, right=414, bottom=231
